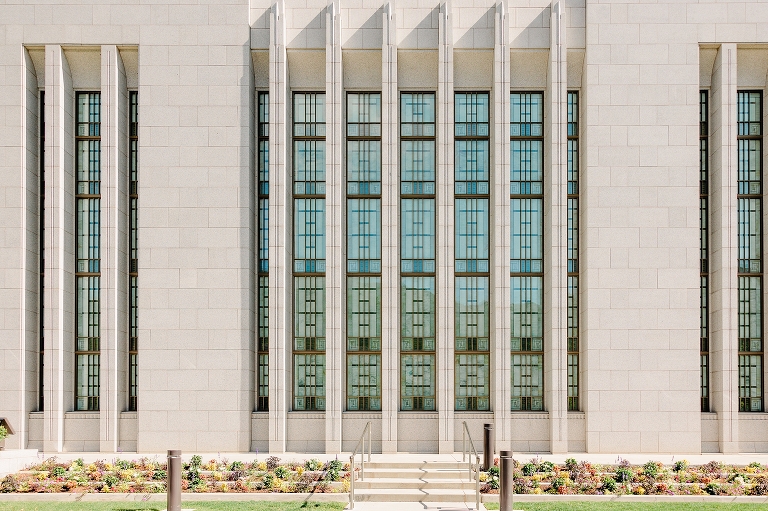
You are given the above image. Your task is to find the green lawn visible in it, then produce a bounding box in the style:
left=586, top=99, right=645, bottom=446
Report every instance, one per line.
left=0, top=502, right=345, bottom=511
left=484, top=504, right=767, bottom=511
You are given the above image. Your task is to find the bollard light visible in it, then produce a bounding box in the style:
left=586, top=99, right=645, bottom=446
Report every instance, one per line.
left=483, top=423, right=494, bottom=471
left=167, top=450, right=181, bottom=511
left=500, top=450, right=514, bottom=511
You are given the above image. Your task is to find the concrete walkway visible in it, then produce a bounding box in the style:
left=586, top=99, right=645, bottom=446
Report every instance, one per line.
left=347, top=503, right=486, bottom=510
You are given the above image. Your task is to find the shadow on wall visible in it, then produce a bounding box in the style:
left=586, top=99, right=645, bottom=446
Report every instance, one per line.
left=344, top=6, right=384, bottom=49
left=454, top=5, right=495, bottom=49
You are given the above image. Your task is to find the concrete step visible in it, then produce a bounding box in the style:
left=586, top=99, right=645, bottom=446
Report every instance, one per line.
left=363, top=468, right=473, bottom=479
left=365, top=461, right=467, bottom=470
left=354, top=488, right=481, bottom=503
left=355, top=478, right=476, bottom=490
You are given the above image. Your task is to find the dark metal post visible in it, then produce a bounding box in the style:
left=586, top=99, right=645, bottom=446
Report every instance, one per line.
left=483, top=423, right=494, bottom=470
left=500, top=450, right=514, bottom=511
left=167, top=450, right=181, bottom=511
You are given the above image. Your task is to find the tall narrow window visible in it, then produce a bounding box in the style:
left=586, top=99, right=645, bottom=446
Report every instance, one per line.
left=454, top=92, right=490, bottom=411
left=75, top=92, right=101, bottom=411
left=700, top=90, right=709, bottom=412
left=347, top=93, right=382, bottom=411
left=567, top=91, right=579, bottom=411
left=128, top=91, right=138, bottom=411
left=257, top=91, right=269, bottom=411
left=738, top=91, right=763, bottom=412
left=401, top=92, right=436, bottom=411
left=293, top=93, right=326, bottom=411
left=39, top=90, right=45, bottom=411
left=510, top=92, right=544, bottom=411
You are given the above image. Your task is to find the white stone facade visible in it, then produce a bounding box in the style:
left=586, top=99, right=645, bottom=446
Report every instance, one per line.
left=1, top=0, right=768, bottom=455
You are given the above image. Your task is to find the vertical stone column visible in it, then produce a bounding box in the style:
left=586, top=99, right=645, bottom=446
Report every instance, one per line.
left=99, top=45, right=128, bottom=453
left=269, top=0, right=288, bottom=453
left=325, top=0, right=343, bottom=453
left=545, top=1, right=568, bottom=454
left=492, top=0, right=511, bottom=451
left=381, top=1, right=399, bottom=454
left=43, top=45, right=75, bottom=453
left=15, top=47, right=41, bottom=449
left=437, top=0, right=455, bottom=454
left=709, top=43, right=738, bottom=454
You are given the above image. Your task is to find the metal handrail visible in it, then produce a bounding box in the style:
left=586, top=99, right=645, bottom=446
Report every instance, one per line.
left=348, top=420, right=372, bottom=509
left=461, top=421, right=481, bottom=510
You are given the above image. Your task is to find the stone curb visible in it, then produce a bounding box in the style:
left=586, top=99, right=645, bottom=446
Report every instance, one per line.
left=0, top=492, right=348, bottom=502
left=481, top=494, right=768, bottom=503
left=2, top=493, right=768, bottom=504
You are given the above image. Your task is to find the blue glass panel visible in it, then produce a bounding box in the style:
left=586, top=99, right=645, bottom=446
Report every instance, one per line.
left=347, top=140, right=382, bottom=195
left=400, top=353, right=435, bottom=411
left=738, top=198, right=761, bottom=273
left=510, top=198, right=543, bottom=273
left=510, top=276, right=543, bottom=351
left=293, top=93, right=326, bottom=136
left=455, top=198, right=489, bottom=272
left=294, top=140, right=326, bottom=195
left=76, top=198, right=100, bottom=273
left=510, top=93, right=543, bottom=136
left=401, top=199, right=435, bottom=273
left=347, top=93, right=381, bottom=137
left=455, top=276, right=490, bottom=350
left=294, top=199, right=326, bottom=272
left=347, top=277, right=382, bottom=350
left=347, top=354, right=382, bottom=410
left=455, top=140, right=489, bottom=194
left=294, top=276, right=326, bottom=347
left=259, top=198, right=269, bottom=272
left=401, top=93, right=435, bottom=136
left=348, top=199, right=382, bottom=273
left=455, top=93, right=489, bottom=136
left=401, top=276, right=436, bottom=350
left=568, top=198, right=578, bottom=273
left=510, top=140, right=543, bottom=193
left=401, top=140, right=436, bottom=194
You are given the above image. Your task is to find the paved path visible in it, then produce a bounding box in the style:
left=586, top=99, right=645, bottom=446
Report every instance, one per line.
left=347, top=503, right=487, bottom=510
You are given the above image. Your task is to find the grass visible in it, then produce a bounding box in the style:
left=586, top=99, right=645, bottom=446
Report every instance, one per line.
left=484, top=504, right=768, bottom=511
left=0, top=502, right=345, bottom=511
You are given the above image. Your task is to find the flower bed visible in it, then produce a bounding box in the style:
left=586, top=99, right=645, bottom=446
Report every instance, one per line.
left=0, top=455, right=350, bottom=494
left=480, top=458, right=768, bottom=496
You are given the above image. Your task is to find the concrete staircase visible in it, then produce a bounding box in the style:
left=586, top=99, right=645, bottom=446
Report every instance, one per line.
left=354, top=459, right=481, bottom=504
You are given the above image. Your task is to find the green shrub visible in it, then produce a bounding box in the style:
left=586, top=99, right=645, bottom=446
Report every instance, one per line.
left=274, top=466, right=289, bottom=479
left=551, top=476, right=567, bottom=492
left=51, top=466, right=66, bottom=478
left=643, top=461, right=660, bottom=479
left=266, top=456, right=281, bottom=471
left=325, top=468, right=340, bottom=482
left=539, top=461, right=555, bottom=473
left=615, top=466, right=633, bottom=483
left=488, top=477, right=499, bottom=490
left=326, top=459, right=343, bottom=472
left=0, top=425, right=7, bottom=442
left=305, top=459, right=323, bottom=471
left=602, top=476, right=616, bottom=492
left=748, top=461, right=762, bottom=471
left=229, top=461, right=244, bottom=471
left=705, top=482, right=721, bottom=495
left=487, top=466, right=499, bottom=478
left=522, top=463, right=536, bottom=476
left=103, top=474, right=119, bottom=488
left=189, top=455, right=202, bottom=469
left=565, top=458, right=578, bottom=471
left=673, top=460, right=689, bottom=472
left=153, top=470, right=167, bottom=480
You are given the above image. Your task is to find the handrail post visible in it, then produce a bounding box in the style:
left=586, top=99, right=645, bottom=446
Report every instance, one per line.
left=475, top=454, right=480, bottom=511
left=368, top=421, right=372, bottom=463
left=462, top=427, right=466, bottom=462
left=349, top=455, right=355, bottom=509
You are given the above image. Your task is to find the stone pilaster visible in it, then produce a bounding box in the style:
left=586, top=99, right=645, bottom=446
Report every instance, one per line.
left=381, top=1, right=399, bottom=454
left=268, top=0, right=288, bottom=454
